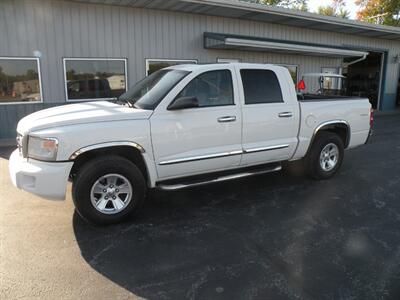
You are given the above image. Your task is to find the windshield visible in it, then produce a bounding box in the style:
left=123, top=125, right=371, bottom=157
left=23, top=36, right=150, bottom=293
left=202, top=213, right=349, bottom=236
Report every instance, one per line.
left=118, top=69, right=190, bottom=110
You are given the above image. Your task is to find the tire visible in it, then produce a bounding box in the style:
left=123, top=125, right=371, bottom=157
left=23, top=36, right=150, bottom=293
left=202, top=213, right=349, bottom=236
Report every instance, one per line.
left=306, top=132, right=344, bottom=180
left=72, top=155, right=146, bottom=225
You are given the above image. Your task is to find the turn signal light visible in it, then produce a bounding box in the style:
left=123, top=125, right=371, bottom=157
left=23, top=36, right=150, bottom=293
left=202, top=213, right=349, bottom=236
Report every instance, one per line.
left=370, top=108, right=374, bottom=128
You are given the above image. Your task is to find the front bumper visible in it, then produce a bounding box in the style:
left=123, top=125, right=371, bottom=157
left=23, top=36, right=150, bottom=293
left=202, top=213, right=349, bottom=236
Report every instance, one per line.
left=9, top=149, right=73, bottom=200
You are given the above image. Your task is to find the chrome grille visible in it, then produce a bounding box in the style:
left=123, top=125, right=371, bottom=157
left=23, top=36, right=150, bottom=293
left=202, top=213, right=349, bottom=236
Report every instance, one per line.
left=16, top=134, right=27, bottom=157
left=16, top=134, right=23, bottom=155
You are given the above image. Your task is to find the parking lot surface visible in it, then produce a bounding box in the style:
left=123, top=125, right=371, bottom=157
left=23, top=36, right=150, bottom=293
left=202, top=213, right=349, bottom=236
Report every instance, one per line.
left=1, top=115, right=400, bottom=300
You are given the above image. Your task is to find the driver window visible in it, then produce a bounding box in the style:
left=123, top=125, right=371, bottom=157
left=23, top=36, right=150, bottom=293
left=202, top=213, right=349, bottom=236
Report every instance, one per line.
left=176, top=70, right=234, bottom=107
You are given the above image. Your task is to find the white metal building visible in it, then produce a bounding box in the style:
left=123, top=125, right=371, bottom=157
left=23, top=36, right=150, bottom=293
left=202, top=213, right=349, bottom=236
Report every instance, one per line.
left=1, top=0, right=400, bottom=140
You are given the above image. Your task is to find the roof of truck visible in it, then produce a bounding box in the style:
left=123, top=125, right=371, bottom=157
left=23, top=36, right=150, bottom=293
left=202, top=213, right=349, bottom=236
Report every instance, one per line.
left=167, top=62, right=282, bottom=72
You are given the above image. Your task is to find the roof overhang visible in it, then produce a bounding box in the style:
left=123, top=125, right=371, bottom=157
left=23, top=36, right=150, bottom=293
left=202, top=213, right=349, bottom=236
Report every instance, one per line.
left=205, top=33, right=369, bottom=58
left=69, top=0, right=400, bottom=41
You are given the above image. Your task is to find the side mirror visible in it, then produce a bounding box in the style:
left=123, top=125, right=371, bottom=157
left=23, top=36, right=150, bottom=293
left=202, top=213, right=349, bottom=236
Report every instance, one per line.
left=168, top=96, right=199, bottom=110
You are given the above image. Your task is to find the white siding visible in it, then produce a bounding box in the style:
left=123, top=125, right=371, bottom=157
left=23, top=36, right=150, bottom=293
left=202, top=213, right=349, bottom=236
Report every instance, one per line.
left=0, top=0, right=400, bottom=138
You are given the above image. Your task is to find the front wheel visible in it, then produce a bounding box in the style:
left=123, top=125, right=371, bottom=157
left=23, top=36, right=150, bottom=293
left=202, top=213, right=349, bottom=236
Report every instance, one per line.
left=306, top=132, right=344, bottom=180
left=72, top=155, right=146, bottom=225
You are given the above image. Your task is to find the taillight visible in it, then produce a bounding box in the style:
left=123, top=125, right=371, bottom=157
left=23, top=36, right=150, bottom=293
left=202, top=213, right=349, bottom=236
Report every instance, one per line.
left=370, top=108, right=374, bottom=128
left=297, top=79, right=306, bottom=91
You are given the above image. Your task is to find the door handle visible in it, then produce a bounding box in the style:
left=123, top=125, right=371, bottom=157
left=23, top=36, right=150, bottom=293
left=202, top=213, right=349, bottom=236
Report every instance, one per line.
left=218, top=116, right=236, bottom=123
left=278, top=112, right=293, bottom=118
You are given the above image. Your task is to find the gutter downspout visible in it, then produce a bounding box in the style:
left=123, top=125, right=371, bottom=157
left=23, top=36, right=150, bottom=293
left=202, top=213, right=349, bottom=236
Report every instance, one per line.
left=343, top=53, right=368, bottom=67
left=341, top=54, right=368, bottom=89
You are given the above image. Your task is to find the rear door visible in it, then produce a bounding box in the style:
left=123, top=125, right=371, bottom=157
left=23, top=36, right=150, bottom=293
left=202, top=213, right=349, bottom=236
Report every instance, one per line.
left=150, top=66, right=242, bottom=180
left=237, top=66, right=299, bottom=166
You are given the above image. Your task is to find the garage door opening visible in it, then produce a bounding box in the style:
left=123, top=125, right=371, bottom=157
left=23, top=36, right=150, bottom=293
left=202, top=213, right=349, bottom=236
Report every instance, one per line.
left=342, top=51, right=384, bottom=109
left=396, top=75, right=400, bottom=108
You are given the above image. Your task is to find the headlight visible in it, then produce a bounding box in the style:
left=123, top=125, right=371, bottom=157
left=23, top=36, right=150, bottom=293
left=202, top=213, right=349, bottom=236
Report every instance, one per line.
left=28, top=136, right=58, bottom=161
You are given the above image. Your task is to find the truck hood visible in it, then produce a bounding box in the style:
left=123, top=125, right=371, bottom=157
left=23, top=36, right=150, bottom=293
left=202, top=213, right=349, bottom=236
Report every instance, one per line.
left=17, top=101, right=153, bottom=134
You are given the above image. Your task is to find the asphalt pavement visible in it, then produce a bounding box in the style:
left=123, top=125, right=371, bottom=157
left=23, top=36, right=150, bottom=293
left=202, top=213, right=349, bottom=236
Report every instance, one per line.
left=1, top=115, right=400, bottom=300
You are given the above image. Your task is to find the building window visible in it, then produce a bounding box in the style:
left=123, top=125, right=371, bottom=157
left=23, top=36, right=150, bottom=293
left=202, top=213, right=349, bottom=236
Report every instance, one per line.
left=240, top=69, right=283, bottom=104
left=146, top=59, right=197, bottom=76
left=63, top=58, right=127, bottom=101
left=279, top=64, right=298, bottom=84
left=217, top=58, right=241, bottom=63
left=0, top=57, right=42, bottom=104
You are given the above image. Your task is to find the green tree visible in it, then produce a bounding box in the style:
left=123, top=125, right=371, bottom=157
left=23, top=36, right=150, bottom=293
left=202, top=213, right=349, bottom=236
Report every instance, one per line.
left=25, top=69, right=38, bottom=80
left=318, top=6, right=335, bottom=16
left=0, top=67, right=5, bottom=83
left=246, top=0, right=309, bottom=11
left=356, top=0, right=400, bottom=26
left=337, top=8, right=350, bottom=18
left=317, top=0, right=350, bottom=18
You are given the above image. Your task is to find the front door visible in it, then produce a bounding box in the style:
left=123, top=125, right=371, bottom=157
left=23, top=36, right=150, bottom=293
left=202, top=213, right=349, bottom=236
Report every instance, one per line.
left=151, top=67, right=242, bottom=180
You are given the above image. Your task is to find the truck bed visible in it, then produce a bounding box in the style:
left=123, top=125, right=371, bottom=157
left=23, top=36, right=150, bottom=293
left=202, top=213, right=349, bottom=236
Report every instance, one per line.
left=297, top=93, right=363, bottom=101
left=291, top=97, right=371, bottom=161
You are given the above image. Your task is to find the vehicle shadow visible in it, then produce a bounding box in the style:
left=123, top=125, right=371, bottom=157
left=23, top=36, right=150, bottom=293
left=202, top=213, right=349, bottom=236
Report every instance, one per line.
left=72, top=167, right=398, bottom=300
left=72, top=171, right=319, bottom=299
left=72, top=131, right=400, bottom=300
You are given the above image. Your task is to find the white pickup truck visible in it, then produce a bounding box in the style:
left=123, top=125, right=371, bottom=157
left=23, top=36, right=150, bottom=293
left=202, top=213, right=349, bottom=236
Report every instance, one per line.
left=9, top=63, right=372, bottom=224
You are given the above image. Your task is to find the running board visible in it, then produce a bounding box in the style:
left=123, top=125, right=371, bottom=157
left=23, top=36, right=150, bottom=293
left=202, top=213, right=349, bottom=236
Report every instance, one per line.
left=157, top=165, right=282, bottom=191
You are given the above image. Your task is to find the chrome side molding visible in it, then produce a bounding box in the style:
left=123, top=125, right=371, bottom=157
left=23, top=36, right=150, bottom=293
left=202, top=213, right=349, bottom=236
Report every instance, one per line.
left=158, top=150, right=242, bottom=165
left=157, top=165, right=282, bottom=190
left=69, top=141, right=145, bottom=160
left=158, top=144, right=290, bottom=166
left=244, top=144, right=289, bottom=153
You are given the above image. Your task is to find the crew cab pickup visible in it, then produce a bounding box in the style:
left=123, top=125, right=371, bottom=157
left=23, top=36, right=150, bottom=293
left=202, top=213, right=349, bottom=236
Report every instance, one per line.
left=9, top=63, right=372, bottom=224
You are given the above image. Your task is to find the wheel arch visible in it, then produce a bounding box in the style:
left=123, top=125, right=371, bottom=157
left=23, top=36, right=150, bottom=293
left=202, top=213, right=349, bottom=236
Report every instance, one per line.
left=69, top=142, right=156, bottom=187
left=308, top=120, right=350, bottom=154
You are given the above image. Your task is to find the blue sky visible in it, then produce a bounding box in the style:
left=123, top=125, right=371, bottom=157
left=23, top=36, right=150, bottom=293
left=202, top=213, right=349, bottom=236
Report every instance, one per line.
left=308, top=0, right=359, bottom=19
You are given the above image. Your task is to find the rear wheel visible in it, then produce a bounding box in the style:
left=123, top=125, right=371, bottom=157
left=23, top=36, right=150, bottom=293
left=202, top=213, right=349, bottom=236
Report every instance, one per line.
left=72, top=155, right=146, bottom=225
left=306, top=132, right=344, bottom=180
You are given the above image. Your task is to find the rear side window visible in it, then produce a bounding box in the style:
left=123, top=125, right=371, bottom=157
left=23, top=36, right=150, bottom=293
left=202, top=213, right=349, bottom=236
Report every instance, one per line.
left=240, top=69, right=283, bottom=104
left=176, top=70, right=234, bottom=107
